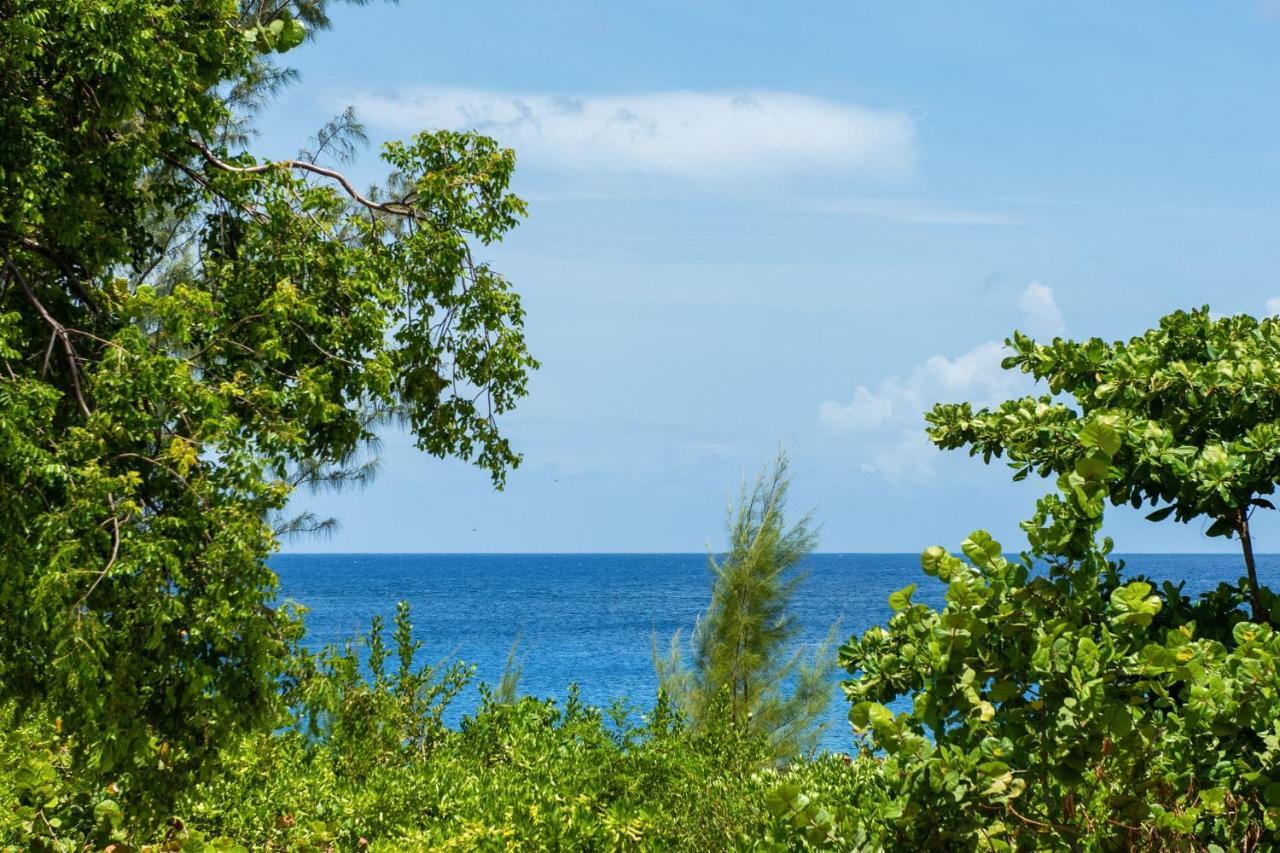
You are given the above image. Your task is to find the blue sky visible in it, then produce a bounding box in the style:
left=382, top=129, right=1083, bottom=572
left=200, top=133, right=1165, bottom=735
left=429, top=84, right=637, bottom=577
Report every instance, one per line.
left=264, top=1, right=1280, bottom=553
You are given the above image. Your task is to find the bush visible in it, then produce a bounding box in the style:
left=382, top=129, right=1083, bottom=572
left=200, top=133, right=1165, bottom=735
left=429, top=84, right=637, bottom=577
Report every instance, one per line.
left=1, top=605, right=866, bottom=850
left=839, top=433, right=1280, bottom=850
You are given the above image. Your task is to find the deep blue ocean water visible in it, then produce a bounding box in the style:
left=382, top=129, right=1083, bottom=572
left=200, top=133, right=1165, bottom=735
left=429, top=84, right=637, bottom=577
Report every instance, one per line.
left=272, top=552, right=1280, bottom=753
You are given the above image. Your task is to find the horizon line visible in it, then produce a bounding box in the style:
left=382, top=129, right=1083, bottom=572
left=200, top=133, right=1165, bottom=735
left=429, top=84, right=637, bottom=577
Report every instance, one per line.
left=273, top=550, right=1278, bottom=557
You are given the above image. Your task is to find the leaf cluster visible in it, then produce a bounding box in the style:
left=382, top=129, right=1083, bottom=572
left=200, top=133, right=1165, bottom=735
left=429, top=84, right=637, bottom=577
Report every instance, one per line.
left=839, top=432, right=1280, bottom=849
left=927, top=307, right=1280, bottom=620
left=1, top=0, right=537, bottom=827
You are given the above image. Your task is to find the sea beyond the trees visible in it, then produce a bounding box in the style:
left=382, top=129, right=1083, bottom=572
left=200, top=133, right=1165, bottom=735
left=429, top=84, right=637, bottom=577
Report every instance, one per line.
left=275, top=551, right=1280, bottom=752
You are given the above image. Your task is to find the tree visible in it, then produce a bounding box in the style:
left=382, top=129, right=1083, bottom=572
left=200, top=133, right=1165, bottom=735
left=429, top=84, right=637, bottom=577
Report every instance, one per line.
left=927, top=307, right=1280, bottom=623
left=840, top=424, right=1280, bottom=848
left=0, top=0, right=536, bottom=819
left=657, top=452, right=833, bottom=761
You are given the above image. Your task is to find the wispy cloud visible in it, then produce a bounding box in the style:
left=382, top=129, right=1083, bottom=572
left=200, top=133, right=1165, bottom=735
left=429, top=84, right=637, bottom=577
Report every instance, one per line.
left=1265, top=297, right=1280, bottom=316
left=804, top=197, right=1022, bottom=227
left=347, top=88, right=916, bottom=181
left=819, top=282, right=1064, bottom=482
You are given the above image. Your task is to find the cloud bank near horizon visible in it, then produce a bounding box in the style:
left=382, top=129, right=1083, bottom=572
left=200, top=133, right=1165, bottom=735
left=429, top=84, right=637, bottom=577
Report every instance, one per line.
left=346, top=88, right=916, bottom=181
left=819, top=282, right=1065, bottom=481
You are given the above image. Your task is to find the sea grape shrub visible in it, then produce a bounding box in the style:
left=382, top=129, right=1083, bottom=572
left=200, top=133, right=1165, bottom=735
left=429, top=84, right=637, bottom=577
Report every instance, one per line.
left=927, top=307, right=1280, bottom=623
left=840, top=527, right=1280, bottom=849
left=832, top=315, right=1280, bottom=849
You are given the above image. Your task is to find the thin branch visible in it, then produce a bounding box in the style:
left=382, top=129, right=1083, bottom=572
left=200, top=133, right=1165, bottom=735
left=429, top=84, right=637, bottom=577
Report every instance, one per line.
left=164, top=154, right=268, bottom=223
left=75, top=497, right=123, bottom=612
left=113, top=452, right=200, bottom=501
left=188, top=139, right=418, bottom=219
left=41, top=330, right=55, bottom=376
left=289, top=321, right=361, bottom=366
left=5, top=256, right=91, bottom=416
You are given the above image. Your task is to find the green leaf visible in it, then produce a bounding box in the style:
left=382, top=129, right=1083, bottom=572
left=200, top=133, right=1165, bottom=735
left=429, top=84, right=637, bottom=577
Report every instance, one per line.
left=1232, top=622, right=1263, bottom=645
left=1079, top=420, right=1122, bottom=457
left=1205, top=517, right=1235, bottom=538
left=1074, top=453, right=1109, bottom=481
left=765, top=783, right=803, bottom=817
left=961, top=530, right=1003, bottom=568
left=987, top=680, right=1018, bottom=703
left=1198, top=787, right=1227, bottom=814
left=888, top=583, right=918, bottom=612
left=277, top=17, right=307, bottom=51
left=921, top=545, right=948, bottom=576
left=1109, top=581, right=1162, bottom=627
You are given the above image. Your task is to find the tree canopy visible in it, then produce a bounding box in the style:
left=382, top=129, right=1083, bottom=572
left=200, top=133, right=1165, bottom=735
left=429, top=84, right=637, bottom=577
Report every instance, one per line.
left=0, top=0, right=536, bottom=815
left=927, top=307, right=1280, bottom=623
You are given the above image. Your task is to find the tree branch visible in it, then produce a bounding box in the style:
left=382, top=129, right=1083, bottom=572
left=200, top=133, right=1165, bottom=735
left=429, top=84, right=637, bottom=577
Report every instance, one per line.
left=187, top=139, right=418, bottom=219
left=16, top=236, right=101, bottom=313
left=75, top=497, right=123, bottom=613
left=5, top=256, right=91, bottom=417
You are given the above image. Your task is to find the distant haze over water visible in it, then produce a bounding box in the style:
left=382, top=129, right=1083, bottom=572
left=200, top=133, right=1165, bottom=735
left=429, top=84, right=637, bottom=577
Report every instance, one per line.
left=273, top=553, right=1280, bottom=752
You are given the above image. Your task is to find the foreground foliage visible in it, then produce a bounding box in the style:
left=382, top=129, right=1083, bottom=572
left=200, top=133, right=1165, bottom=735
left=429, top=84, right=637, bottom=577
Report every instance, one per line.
left=0, top=606, right=882, bottom=851
left=1, top=0, right=535, bottom=824
left=8, top=314, right=1280, bottom=850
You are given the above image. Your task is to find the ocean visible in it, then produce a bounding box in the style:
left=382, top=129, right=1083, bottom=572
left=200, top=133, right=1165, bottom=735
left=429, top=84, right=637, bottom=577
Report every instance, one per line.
left=272, top=552, right=1280, bottom=753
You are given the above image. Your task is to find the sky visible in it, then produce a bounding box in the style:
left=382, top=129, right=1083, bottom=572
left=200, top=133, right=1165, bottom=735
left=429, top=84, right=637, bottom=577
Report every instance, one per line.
left=261, top=1, right=1280, bottom=553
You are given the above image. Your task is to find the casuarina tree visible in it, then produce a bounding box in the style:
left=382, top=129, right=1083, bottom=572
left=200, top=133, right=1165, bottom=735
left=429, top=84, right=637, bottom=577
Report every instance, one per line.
left=657, top=452, right=834, bottom=761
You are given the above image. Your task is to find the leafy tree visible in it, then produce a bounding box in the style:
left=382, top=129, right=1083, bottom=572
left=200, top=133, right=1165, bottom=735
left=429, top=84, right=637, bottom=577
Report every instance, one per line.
left=841, top=425, right=1280, bottom=848
left=657, top=452, right=834, bottom=761
left=0, top=0, right=535, bottom=822
left=927, top=307, right=1280, bottom=622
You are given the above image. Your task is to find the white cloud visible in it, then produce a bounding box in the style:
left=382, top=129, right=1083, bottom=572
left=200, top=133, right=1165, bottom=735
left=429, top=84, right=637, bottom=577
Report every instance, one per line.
left=806, top=197, right=1021, bottom=227
left=860, top=431, right=938, bottom=483
left=1016, top=281, right=1065, bottom=338
left=348, top=88, right=915, bottom=180
left=818, top=340, right=1025, bottom=438
left=1265, top=297, right=1280, bottom=316
left=820, top=281, right=1064, bottom=482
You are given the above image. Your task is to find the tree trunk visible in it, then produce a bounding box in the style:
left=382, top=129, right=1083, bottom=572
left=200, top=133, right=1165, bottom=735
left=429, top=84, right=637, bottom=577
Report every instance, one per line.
left=1235, top=507, right=1266, bottom=623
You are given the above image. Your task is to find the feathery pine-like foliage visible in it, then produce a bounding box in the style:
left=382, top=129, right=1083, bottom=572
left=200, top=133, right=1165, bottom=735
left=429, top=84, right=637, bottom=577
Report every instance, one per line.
left=658, top=453, right=834, bottom=761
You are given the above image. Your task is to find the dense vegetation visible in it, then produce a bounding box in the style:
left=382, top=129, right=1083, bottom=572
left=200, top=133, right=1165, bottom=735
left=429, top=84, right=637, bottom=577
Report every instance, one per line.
left=3, top=1, right=1279, bottom=849
left=1, top=0, right=534, bottom=829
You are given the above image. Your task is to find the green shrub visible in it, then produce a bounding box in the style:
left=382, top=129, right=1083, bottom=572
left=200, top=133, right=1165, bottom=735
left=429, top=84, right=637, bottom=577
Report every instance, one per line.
left=839, top=429, right=1280, bottom=850
left=0, top=605, right=866, bottom=851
